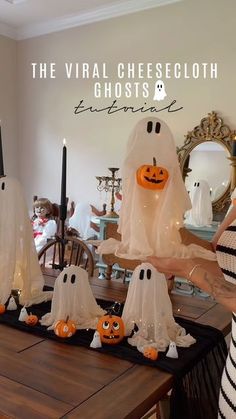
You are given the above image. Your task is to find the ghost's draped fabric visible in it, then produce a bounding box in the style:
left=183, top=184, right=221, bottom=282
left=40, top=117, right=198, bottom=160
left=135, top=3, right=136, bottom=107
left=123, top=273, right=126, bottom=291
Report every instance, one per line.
left=122, top=263, right=196, bottom=352
left=40, top=266, right=105, bottom=330
left=0, top=177, right=52, bottom=306
left=185, top=179, right=213, bottom=227
left=69, top=202, right=95, bottom=240
left=98, top=117, right=215, bottom=260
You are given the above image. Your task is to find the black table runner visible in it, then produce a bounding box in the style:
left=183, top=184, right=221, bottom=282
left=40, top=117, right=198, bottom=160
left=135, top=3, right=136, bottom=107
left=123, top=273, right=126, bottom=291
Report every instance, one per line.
left=0, top=297, right=228, bottom=419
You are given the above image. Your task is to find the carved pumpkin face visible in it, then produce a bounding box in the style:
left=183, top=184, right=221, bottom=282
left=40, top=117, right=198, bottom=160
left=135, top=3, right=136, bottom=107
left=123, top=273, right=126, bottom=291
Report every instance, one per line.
left=143, top=347, right=158, bottom=361
left=54, top=317, right=77, bottom=338
left=25, top=314, right=38, bottom=326
left=97, top=314, right=125, bottom=345
left=136, top=158, right=169, bottom=190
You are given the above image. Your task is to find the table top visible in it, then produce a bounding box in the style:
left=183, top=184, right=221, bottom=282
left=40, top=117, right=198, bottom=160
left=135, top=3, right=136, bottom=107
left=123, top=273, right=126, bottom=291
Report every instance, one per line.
left=185, top=222, right=219, bottom=232
left=38, top=273, right=232, bottom=419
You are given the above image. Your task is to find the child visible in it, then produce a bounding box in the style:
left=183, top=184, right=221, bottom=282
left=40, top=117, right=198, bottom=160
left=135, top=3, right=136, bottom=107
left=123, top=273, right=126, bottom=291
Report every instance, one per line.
left=32, top=198, right=57, bottom=252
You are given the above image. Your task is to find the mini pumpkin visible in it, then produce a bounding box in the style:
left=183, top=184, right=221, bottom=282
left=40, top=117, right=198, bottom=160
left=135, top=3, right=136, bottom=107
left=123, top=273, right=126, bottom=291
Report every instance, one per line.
left=97, top=314, right=125, bottom=345
left=0, top=304, right=5, bottom=314
left=136, top=157, right=169, bottom=190
left=143, top=347, right=158, bottom=361
left=54, top=316, right=77, bottom=338
left=25, top=313, right=38, bottom=326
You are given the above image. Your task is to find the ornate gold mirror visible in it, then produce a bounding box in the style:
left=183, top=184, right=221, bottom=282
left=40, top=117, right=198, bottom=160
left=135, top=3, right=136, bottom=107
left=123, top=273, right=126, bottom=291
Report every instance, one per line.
left=177, top=111, right=236, bottom=217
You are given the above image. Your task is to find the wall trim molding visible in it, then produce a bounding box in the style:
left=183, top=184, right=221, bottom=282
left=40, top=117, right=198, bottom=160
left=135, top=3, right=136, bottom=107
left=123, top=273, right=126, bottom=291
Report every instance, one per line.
left=0, top=22, right=17, bottom=39
left=0, top=0, right=181, bottom=40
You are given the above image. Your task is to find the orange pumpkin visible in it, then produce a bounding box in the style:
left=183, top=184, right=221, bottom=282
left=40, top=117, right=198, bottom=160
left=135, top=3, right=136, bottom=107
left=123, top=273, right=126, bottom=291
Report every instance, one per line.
left=54, top=317, right=77, bottom=338
left=25, top=313, right=38, bottom=326
left=0, top=304, right=5, bottom=314
left=136, top=157, right=169, bottom=190
left=143, top=347, right=158, bottom=361
left=97, top=314, right=125, bottom=345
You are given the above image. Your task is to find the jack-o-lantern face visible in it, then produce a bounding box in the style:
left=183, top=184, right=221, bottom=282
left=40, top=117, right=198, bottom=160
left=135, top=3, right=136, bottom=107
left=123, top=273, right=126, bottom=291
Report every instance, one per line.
left=136, top=157, right=169, bottom=190
left=25, top=313, right=38, bottom=326
left=143, top=347, right=158, bottom=361
left=97, top=314, right=125, bottom=345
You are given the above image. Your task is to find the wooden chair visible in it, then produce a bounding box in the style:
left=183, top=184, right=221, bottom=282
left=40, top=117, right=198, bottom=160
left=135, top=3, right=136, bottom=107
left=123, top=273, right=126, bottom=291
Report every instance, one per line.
left=38, top=235, right=94, bottom=278
left=90, top=203, right=107, bottom=217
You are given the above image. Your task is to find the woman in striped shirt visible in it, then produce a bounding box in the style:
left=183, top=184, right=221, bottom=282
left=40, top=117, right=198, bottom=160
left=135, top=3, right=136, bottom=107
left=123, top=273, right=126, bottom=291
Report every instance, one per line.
left=148, top=206, right=236, bottom=419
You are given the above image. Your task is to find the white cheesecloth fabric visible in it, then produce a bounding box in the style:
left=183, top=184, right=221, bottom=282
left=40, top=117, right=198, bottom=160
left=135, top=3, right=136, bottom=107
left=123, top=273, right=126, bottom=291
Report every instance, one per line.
left=122, top=263, right=196, bottom=353
left=69, top=202, right=95, bottom=240
left=185, top=180, right=213, bottom=227
left=0, top=176, right=52, bottom=305
left=40, top=265, right=105, bottom=330
left=98, top=117, right=215, bottom=260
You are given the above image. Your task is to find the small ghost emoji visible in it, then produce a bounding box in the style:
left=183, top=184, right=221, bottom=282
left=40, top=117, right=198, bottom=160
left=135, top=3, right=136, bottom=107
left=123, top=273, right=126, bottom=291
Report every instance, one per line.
left=153, top=80, right=167, bottom=101
left=18, top=306, right=28, bottom=322
left=166, top=341, right=178, bottom=359
left=90, top=331, right=102, bottom=348
left=7, top=296, right=17, bottom=311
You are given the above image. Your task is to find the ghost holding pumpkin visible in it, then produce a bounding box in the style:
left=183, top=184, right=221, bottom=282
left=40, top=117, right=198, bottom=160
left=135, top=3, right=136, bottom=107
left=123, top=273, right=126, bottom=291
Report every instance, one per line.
left=98, top=117, right=215, bottom=260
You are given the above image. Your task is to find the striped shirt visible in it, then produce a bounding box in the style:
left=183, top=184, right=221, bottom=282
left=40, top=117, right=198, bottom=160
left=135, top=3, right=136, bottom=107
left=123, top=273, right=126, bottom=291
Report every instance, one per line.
left=216, top=221, right=236, bottom=418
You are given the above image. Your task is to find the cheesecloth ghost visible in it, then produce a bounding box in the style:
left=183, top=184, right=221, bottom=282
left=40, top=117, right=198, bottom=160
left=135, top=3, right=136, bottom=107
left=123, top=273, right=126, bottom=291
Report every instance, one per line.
left=98, top=117, right=215, bottom=260
left=122, top=263, right=196, bottom=352
left=185, top=180, right=213, bottom=227
left=0, top=176, right=52, bottom=306
left=40, top=265, right=105, bottom=330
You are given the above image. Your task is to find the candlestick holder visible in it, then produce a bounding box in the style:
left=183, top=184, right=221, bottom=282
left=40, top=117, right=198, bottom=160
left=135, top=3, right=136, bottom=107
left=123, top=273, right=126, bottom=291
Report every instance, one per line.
left=96, top=168, right=122, bottom=218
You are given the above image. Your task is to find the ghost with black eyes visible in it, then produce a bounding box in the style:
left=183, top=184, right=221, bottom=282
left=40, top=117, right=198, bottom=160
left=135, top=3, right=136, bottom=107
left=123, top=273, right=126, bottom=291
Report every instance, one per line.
left=153, top=80, right=167, bottom=101
left=0, top=176, right=52, bottom=306
left=98, top=117, right=215, bottom=260
left=185, top=179, right=213, bottom=227
left=122, top=263, right=196, bottom=353
left=40, top=265, right=105, bottom=330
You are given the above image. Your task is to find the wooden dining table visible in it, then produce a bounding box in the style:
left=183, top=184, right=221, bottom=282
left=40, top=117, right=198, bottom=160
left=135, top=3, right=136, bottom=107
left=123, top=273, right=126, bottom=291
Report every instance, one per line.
left=0, top=274, right=232, bottom=419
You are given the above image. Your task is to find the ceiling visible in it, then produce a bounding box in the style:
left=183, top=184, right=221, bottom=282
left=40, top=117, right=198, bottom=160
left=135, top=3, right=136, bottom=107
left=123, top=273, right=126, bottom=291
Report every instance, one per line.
left=0, top=0, right=181, bottom=40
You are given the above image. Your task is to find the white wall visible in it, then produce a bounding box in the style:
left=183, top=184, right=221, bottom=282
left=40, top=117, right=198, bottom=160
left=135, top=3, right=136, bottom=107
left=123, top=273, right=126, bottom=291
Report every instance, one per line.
left=14, top=0, right=236, bottom=209
left=0, top=35, right=18, bottom=177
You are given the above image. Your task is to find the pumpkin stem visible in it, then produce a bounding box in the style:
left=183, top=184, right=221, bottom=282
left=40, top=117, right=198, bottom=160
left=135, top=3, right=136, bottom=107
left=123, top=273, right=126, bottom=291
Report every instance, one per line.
left=153, top=157, right=157, bottom=166
left=65, top=316, right=69, bottom=323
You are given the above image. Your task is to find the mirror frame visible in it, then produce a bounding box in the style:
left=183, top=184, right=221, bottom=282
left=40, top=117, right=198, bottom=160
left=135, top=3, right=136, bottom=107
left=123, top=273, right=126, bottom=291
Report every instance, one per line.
left=177, top=111, right=236, bottom=213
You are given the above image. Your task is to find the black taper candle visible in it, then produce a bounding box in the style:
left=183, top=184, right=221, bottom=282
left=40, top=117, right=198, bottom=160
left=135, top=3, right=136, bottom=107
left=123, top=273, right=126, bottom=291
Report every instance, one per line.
left=0, top=123, right=5, bottom=177
left=232, top=136, right=236, bottom=157
left=60, top=139, right=67, bottom=221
